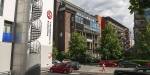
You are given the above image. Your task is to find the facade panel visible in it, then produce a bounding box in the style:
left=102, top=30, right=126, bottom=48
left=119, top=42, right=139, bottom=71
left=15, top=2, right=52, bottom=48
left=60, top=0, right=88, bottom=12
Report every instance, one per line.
left=3, top=0, right=16, bottom=22
left=0, top=17, right=4, bottom=42
left=0, top=43, right=12, bottom=72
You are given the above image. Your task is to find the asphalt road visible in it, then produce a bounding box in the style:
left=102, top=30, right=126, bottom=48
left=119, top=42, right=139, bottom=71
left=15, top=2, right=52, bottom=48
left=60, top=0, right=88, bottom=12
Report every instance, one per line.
left=41, top=71, right=113, bottom=75
left=41, top=65, right=133, bottom=75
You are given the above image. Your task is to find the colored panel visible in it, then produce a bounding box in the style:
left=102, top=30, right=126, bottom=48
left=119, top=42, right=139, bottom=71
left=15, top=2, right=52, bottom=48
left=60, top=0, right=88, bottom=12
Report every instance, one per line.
left=2, top=32, right=13, bottom=42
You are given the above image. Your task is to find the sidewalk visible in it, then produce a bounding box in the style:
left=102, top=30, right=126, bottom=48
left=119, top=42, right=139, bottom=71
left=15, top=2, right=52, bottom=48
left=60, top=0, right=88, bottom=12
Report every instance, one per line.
left=41, top=67, right=49, bottom=73
left=78, top=65, right=134, bottom=73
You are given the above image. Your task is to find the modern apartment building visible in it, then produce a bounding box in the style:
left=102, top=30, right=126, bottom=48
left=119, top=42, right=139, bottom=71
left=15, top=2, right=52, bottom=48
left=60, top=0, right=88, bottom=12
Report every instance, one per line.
left=0, top=0, right=54, bottom=74
left=97, top=16, right=130, bottom=50
left=54, top=0, right=101, bottom=55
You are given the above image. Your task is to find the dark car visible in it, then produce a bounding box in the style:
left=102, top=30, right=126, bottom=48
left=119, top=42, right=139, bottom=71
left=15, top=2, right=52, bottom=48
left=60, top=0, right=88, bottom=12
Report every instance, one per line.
left=69, top=61, right=81, bottom=70
left=118, top=60, right=141, bottom=68
left=49, top=63, right=73, bottom=74
left=114, top=67, right=150, bottom=75
left=135, top=67, right=150, bottom=73
left=98, top=60, right=118, bottom=67
left=62, top=59, right=81, bottom=70
left=52, top=60, right=61, bottom=65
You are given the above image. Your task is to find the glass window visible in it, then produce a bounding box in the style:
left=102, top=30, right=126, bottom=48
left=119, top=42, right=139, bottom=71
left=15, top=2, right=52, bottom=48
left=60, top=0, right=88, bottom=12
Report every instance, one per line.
left=80, top=17, right=83, bottom=24
left=2, top=21, right=13, bottom=42
left=75, top=15, right=78, bottom=22
left=0, top=0, right=4, bottom=16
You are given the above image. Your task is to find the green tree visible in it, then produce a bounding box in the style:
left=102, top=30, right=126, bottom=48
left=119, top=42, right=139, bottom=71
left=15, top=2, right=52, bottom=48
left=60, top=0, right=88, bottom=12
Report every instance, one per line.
left=129, top=0, right=150, bottom=14
left=135, top=23, right=150, bottom=59
left=52, top=44, right=65, bottom=61
left=69, top=32, right=87, bottom=62
left=56, top=52, right=66, bottom=61
left=101, top=22, right=123, bottom=60
left=52, top=46, right=58, bottom=59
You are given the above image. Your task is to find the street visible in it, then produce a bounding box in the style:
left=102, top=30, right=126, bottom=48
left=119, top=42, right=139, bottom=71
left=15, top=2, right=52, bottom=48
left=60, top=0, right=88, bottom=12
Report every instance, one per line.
left=41, top=71, right=113, bottom=75
left=41, top=65, right=134, bottom=75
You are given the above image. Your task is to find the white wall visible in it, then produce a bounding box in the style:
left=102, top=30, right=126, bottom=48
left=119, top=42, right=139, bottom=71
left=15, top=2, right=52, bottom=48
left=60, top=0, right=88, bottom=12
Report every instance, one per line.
left=3, top=0, right=16, bottom=22
left=0, top=17, right=4, bottom=42
left=39, top=0, right=54, bottom=68
left=0, top=0, right=15, bottom=72
left=0, top=42, right=12, bottom=72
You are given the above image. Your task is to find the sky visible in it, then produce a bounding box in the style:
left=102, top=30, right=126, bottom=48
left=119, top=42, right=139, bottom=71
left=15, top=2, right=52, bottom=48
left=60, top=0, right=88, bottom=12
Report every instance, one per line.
left=67, top=0, right=134, bottom=38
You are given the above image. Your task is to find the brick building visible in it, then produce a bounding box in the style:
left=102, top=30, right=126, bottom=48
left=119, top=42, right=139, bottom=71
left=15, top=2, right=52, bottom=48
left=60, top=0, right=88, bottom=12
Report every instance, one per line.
left=97, top=16, right=130, bottom=50
left=54, top=0, right=101, bottom=55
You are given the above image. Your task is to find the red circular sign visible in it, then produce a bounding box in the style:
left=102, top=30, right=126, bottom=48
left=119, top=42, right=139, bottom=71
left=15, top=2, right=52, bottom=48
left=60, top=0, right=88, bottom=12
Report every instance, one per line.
left=47, top=10, right=52, bottom=19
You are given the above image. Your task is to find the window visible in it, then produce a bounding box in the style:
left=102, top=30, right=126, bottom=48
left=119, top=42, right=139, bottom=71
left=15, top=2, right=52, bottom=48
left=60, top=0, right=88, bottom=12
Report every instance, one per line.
left=0, top=0, right=4, bottom=16
left=2, top=21, right=13, bottom=42
left=75, top=15, right=78, bottom=22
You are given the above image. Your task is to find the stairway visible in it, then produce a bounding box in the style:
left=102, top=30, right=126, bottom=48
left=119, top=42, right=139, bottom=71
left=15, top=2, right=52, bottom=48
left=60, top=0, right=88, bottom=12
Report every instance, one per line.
left=28, top=0, right=43, bottom=54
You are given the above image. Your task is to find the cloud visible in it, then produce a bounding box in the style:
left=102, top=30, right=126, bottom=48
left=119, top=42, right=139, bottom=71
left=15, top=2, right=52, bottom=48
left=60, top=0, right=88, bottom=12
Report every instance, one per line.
left=67, top=0, right=134, bottom=32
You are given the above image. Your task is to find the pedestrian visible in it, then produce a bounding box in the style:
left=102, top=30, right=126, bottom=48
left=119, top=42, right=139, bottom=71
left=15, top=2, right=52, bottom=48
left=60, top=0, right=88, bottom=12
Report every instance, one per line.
left=101, top=63, right=105, bottom=72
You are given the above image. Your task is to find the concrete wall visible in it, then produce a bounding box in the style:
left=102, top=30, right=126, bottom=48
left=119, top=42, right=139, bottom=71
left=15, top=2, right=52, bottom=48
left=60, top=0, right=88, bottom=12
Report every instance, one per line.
left=0, top=42, right=12, bottom=72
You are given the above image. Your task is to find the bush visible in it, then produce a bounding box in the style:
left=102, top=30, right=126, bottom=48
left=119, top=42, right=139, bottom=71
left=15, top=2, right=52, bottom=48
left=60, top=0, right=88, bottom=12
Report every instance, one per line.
left=56, top=52, right=65, bottom=61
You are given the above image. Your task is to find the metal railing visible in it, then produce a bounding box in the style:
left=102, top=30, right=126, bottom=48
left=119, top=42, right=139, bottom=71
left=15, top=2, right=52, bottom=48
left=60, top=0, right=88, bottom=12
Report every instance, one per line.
left=28, top=0, right=42, bottom=54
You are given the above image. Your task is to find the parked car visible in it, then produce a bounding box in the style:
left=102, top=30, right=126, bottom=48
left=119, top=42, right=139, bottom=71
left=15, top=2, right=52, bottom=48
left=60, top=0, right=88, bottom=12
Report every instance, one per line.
left=114, top=67, right=150, bottom=75
left=98, top=60, right=118, bottom=67
left=52, top=60, right=61, bottom=65
left=135, top=67, right=150, bottom=73
left=62, top=59, right=81, bottom=70
left=118, top=60, right=141, bottom=68
left=145, top=63, right=150, bottom=68
left=49, top=63, right=73, bottom=74
left=62, top=59, right=71, bottom=63
left=69, top=61, right=81, bottom=70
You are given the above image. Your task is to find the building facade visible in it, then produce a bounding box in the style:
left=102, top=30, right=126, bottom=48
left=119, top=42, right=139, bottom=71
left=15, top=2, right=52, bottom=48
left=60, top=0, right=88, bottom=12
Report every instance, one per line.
left=134, top=11, right=146, bottom=46
left=97, top=16, right=130, bottom=51
left=54, top=0, right=100, bottom=55
left=0, top=0, right=16, bottom=73
left=0, top=0, right=54, bottom=74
